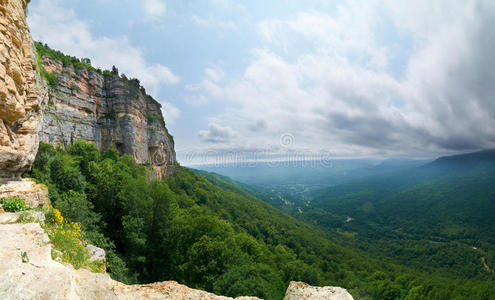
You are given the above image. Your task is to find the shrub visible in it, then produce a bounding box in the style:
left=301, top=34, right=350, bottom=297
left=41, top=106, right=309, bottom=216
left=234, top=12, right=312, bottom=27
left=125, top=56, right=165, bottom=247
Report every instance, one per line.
left=41, top=68, right=58, bottom=88
left=1, top=197, right=28, bottom=212
left=43, top=205, right=104, bottom=272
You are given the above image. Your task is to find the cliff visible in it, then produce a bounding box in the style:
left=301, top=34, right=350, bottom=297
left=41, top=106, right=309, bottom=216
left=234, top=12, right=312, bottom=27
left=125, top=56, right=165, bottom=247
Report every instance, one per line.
left=0, top=0, right=176, bottom=180
left=0, top=0, right=47, bottom=179
left=39, top=53, right=176, bottom=178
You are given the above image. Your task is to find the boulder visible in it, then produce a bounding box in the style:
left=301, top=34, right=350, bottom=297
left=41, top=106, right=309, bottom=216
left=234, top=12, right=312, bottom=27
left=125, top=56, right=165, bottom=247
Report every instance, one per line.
left=284, top=281, right=354, bottom=300
left=85, top=244, right=105, bottom=263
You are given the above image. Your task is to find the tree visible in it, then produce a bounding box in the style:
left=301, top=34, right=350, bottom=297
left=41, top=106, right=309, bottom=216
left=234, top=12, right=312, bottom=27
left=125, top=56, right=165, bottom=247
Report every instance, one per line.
left=111, top=65, right=119, bottom=75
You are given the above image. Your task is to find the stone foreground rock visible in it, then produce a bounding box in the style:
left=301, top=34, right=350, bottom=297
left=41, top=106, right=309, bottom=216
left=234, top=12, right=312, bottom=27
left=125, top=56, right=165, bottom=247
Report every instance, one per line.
left=0, top=0, right=48, bottom=179
left=284, top=281, right=354, bottom=300
left=0, top=178, right=48, bottom=208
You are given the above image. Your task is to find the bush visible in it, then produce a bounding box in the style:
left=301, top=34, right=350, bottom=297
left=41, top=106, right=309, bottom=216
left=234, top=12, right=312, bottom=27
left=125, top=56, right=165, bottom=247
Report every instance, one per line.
left=41, top=68, right=58, bottom=88
left=1, top=197, right=28, bottom=212
left=44, top=205, right=104, bottom=272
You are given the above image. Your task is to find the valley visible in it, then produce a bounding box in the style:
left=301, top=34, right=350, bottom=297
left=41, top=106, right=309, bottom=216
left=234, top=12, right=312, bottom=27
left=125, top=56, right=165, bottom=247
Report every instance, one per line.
left=196, top=151, right=495, bottom=298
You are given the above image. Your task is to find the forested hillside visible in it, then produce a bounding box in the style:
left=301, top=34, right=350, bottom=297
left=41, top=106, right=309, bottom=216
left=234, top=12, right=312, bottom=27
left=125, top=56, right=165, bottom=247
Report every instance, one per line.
left=27, top=141, right=495, bottom=299
left=291, top=151, right=495, bottom=298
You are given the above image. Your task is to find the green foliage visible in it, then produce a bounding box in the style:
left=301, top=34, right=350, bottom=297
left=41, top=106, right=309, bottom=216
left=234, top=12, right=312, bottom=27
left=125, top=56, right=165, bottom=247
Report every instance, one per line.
left=35, top=41, right=99, bottom=74
left=43, top=205, right=103, bottom=271
left=29, top=140, right=495, bottom=299
left=21, top=251, right=29, bottom=263
left=213, top=264, right=285, bottom=299
left=35, top=42, right=121, bottom=80
left=147, top=112, right=164, bottom=126
left=1, top=197, right=28, bottom=212
left=40, top=67, right=58, bottom=88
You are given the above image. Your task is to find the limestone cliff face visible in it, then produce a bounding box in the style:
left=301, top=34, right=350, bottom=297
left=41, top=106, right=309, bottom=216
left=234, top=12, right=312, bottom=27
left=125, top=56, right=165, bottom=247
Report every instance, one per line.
left=40, top=56, right=176, bottom=178
left=0, top=0, right=47, bottom=179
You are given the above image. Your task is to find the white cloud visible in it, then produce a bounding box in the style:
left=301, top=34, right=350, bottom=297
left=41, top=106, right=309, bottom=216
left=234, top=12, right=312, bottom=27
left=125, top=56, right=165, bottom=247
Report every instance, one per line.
left=140, top=0, right=166, bottom=18
left=28, top=0, right=179, bottom=99
left=188, top=0, right=495, bottom=156
left=258, top=3, right=387, bottom=70
left=161, top=101, right=180, bottom=125
left=204, top=67, right=225, bottom=82
left=183, top=67, right=225, bottom=106
left=198, top=123, right=238, bottom=143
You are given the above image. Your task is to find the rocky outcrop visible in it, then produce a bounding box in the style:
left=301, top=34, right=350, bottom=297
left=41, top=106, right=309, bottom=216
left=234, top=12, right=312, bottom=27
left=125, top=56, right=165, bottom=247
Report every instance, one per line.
left=0, top=0, right=48, bottom=179
left=284, top=281, right=354, bottom=300
left=0, top=178, right=48, bottom=208
left=0, top=220, right=355, bottom=300
left=0, top=221, right=260, bottom=299
left=40, top=56, right=176, bottom=178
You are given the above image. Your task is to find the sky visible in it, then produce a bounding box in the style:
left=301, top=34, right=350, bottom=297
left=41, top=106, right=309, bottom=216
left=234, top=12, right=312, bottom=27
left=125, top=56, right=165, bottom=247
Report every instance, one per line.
left=27, top=0, right=495, bottom=165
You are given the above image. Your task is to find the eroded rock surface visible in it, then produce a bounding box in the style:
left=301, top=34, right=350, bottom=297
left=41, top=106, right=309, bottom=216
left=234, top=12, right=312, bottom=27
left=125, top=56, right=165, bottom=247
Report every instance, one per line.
left=0, top=178, right=48, bottom=208
left=284, top=281, right=354, bottom=300
left=0, top=0, right=48, bottom=179
left=40, top=56, right=176, bottom=178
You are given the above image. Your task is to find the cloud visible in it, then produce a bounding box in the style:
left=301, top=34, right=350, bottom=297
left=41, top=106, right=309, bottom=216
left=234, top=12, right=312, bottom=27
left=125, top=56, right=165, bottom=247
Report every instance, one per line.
left=184, top=67, right=225, bottom=106
left=198, top=123, right=238, bottom=143
left=191, top=15, right=237, bottom=31
left=140, top=0, right=166, bottom=18
left=248, top=119, right=267, bottom=132
left=28, top=0, right=179, bottom=99
left=162, top=101, right=180, bottom=125
left=187, top=0, right=495, bottom=157
left=257, top=3, right=387, bottom=70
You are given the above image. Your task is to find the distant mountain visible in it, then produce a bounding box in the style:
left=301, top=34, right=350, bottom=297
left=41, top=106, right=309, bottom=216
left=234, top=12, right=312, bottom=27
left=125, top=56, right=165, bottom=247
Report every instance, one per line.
left=421, top=149, right=495, bottom=174
left=374, top=158, right=431, bottom=170
left=194, top=159, right=379, bottom=186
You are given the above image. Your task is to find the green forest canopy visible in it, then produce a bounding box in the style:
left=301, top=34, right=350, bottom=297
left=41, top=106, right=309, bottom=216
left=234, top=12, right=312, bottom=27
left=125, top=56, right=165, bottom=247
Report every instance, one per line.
left=29, top=141, right=495, bottom=300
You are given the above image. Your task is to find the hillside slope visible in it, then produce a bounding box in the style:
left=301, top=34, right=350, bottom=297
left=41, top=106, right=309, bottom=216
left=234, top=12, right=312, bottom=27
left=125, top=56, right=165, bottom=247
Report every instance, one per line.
left=301, top=151, right=495, bottom=293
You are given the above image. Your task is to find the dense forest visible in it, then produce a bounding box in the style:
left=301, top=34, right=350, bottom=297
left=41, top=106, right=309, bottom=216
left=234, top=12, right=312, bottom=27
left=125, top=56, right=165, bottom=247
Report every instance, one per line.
left=233, top=152, right=495, bottom=299
left=302, top=152, right=495, bottom=278
left=29, top=141, right=495, bottom=299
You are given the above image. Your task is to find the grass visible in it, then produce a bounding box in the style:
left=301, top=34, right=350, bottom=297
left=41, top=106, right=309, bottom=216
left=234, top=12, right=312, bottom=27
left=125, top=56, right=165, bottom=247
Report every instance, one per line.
left=0, top=197, right=29, bottom=212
